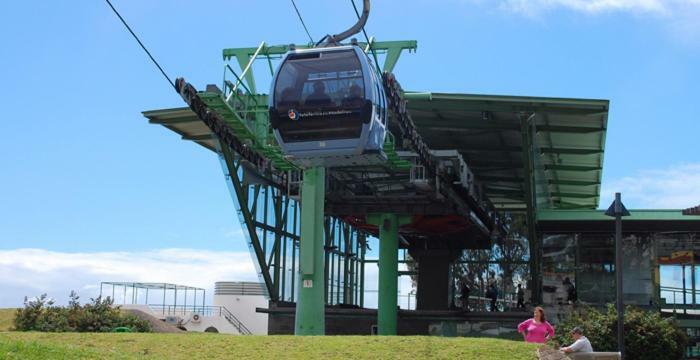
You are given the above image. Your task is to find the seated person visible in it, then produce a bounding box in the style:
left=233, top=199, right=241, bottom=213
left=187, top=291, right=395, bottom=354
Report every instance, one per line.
left=561, top=327, right=593, bottom=354
left=278, top=87, right=298, bottom=107
left=305, top=81, right=332, bottom=106
left=342, top=83, right=364, bottom=107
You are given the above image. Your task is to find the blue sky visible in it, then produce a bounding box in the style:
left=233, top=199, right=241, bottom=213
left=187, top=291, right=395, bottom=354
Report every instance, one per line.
left=0, top=0, right=698, bottom=306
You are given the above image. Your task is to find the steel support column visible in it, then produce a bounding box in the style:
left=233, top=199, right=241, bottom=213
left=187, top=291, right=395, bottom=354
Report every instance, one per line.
left=692, top=245, right=696, bottom=308
left=520, top=113, right=541, bottom=304
left=360, top=234, right=366, bottom=307
left=368, top=213, right=411, bottom=335
left=295, top=166, right=326, bottom=335
left=605, top=193, right=629, bottom=359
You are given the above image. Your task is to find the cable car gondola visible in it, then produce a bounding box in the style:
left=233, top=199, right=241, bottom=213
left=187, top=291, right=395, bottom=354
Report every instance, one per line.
left=269, top=1, right=388, bottom=168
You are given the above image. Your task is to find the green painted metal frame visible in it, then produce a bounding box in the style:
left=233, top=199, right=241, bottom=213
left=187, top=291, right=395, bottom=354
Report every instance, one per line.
left=222, top=40, right=417, bottom=76
left=368, top=213, right=412, bottom=335
left=538, top=209, right=700, bottom=221
left=215, top=139, right=367, bottom=306
left=296, top=166, right=326, bottom=335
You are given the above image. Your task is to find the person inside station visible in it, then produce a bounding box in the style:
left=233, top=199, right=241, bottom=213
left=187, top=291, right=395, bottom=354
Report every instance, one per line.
left=486, top=282, right=499, bottom=312
left=460, top=279, right=471, bottom=311
left=563, top=277, right=577, bottom=304
left=516, top=283, right=525, bottom=309
left=561, top=326, right=593, bottom=354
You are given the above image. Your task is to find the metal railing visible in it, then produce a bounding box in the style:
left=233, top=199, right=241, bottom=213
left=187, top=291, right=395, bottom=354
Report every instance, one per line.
left=219, top=306, right=253, bottom=335
left=660, top=286, right=700, bottom=315
left=149, top=304, right=252, bottom=335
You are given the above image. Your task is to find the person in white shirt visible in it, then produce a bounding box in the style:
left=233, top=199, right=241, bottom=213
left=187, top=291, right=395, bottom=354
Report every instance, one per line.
left=561, top=326, right=593, bottom=353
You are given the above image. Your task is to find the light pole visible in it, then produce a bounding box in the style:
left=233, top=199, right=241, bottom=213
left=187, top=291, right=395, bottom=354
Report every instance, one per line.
left=605, top=192, right=630, bottom=359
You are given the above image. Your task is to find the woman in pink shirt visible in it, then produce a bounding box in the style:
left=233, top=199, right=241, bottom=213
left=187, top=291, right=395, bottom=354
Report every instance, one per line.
left=517, top=306, right=555, bottom=343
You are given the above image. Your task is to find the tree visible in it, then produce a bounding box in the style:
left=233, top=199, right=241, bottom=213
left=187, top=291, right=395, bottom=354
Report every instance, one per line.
left=554, top=305, right=687, bottom=360
left=13, top=291, right=150, bottom=332
left=453, top=213, right=530, bottom=310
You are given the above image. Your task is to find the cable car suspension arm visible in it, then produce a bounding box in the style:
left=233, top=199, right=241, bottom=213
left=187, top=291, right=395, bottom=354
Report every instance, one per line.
left=318, top=0, right=370, bottom=46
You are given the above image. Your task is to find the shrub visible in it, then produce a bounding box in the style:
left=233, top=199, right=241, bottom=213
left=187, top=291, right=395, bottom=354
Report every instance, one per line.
left=13, top=291, right=150, bottom=333
left=553, top=304, right=687, bottom=360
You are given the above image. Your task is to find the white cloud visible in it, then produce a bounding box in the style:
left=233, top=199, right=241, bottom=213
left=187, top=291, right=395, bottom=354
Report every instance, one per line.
left=0, top=247, right=418, bottom=310
left=492, top=0, right=699, bottom=15
left=0, top=248, right=258, bottom=307
left=463, top=0, right=700, bottom=43
left=600, top=162, right=700, bottom=209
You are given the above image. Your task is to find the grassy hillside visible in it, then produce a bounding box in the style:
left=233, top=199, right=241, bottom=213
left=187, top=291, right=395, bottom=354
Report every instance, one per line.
left=0, top=309, right=17, bottom=331
left=0, top=333, right=538, bottom=359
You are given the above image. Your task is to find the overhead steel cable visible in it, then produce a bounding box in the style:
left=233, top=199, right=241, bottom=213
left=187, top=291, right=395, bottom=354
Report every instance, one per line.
left=290, top=0, right=315, bottom=44
left=104, top=0, right=175, bottom=89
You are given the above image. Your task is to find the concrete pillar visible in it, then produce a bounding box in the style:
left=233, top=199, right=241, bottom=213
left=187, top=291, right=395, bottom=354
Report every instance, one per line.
left=411, top=250, right=460, bottom=311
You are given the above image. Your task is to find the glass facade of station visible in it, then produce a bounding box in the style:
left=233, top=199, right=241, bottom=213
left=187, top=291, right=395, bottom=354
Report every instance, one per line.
left=537, top=214, right=700, bottom=357
left=540, top=231, right=700, bottom=308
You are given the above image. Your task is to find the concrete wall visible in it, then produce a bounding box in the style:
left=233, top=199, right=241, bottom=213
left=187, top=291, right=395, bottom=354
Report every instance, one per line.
left=120, top=304, right=242, bottom=334
left=265, top=303, right=529, bottom=336
left=214, top=294, right=268, bottom=335
left=180, top=313, right=239, bottom=334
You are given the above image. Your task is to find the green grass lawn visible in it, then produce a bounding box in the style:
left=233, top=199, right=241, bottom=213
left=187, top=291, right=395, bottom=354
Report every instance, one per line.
left=0, top=333, right=538, bottom=359
left=0, top=309, right=17, bottom=331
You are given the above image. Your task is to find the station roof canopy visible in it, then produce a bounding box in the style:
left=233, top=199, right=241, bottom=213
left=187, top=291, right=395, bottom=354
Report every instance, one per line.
left=144, top=91, right=608, bottom=212
left=403, top=92, right=608, bottom=211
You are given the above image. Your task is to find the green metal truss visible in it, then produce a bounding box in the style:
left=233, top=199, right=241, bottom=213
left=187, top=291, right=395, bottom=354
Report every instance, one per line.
left=215, top=138, right=367, bottom=305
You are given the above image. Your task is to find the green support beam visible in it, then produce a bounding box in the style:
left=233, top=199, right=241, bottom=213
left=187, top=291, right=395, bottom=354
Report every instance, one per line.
left=182, top=134, right=213, bottom=141
left=474, top=176, right=600, bottom=187
left=403, top=92, right=609, bottom=116
left=222, top=40, right=418, bottom=74
left=549, top=179, right=600, bottom=186
left=536, top=125, right=605, bottom=134
left=412, top=120, right=603, bottom=135
left=544, top=164, right=602, bottom=172
left=367, top=213, right=411, bottom=336
left=295, top=166, right=326, bottom=335
left=540, top=148, right=603, bottom=155
left=455, top=145, right=602, bottom=155
left=551, top=192, right=598, bottom=199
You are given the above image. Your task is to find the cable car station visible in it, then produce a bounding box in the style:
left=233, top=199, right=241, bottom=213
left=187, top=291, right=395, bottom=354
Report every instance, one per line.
left=142, top=0, right=700, bottom=342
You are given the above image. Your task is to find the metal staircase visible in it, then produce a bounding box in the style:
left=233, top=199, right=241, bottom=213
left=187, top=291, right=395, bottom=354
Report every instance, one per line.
left=150, top=304, right=253, bottom=335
